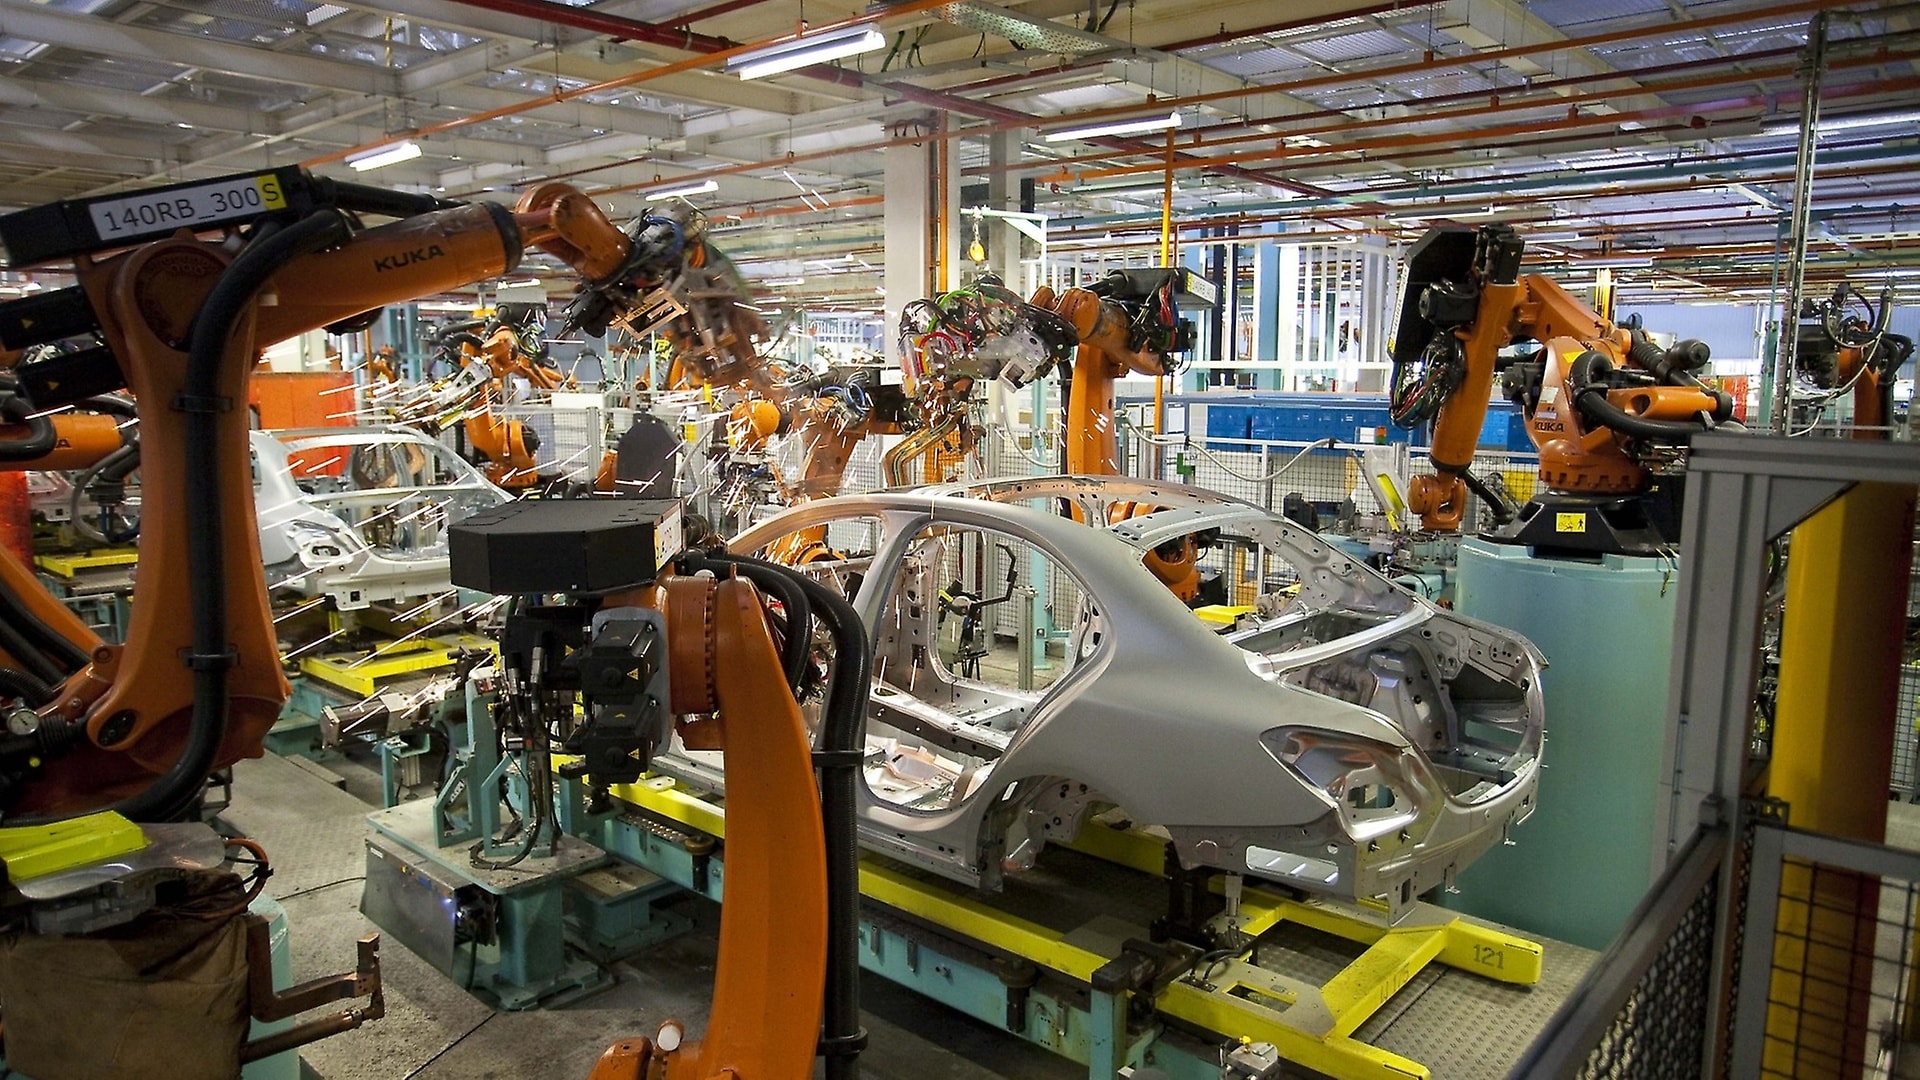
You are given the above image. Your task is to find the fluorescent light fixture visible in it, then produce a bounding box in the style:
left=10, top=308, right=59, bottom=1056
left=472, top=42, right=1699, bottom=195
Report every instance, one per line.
left=348, top=140, right=422, bottom=172
left=764, top=277, right=805, bottom=286
left=306, top=3, right=348, bottom=25
left=1761, top=108, right=1920, bottom=136
left=416, top=300, right=478, bottom=312
left=1527, top=231, right=1581, bottom=243
left=501, top=278, right=541, bottom=287
left=1071, top=180, right=1181, bottom=197
left=1589, top=256, right=1654, bottom=268
left=727, top=24, right=886, bottom=81
left=1045, top=111, right=1182, bottom=143
left=645, top=179, right=718, bottom=202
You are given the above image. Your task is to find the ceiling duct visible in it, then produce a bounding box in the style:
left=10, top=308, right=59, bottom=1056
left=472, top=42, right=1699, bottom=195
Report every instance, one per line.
left=934, top=2, right=1112, bottom=55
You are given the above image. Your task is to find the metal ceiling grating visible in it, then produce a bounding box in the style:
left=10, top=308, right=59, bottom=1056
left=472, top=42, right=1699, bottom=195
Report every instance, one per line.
left=1290, top=27, right=1419, bottom=66
left=1520, top=0, right=1676, bottom=27
left=1193, top=46, right=1315, bottom=80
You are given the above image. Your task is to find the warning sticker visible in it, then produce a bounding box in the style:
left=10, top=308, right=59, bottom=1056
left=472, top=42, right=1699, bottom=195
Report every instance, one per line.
left=1555, top=512, right=1587, bottom=533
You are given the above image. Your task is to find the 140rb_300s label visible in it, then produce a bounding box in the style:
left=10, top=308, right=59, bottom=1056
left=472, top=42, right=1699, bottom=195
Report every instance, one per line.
left=87, top=174, right=290, bottom=238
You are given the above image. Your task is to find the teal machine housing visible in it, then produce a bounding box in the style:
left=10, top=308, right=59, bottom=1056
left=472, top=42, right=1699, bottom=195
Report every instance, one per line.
left=1448, top=537, right=1678, bottom=950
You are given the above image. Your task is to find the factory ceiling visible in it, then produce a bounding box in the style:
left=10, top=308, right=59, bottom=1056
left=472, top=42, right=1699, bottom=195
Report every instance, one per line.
left=0, top=0, right=1914, bottom=305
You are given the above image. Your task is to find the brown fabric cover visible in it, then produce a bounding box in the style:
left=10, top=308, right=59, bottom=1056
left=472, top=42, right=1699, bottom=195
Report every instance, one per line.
left=0, top=870, right=251, bottom=1080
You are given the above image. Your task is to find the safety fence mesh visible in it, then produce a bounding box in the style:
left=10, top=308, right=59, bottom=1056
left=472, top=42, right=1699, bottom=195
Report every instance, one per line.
left=1506, top=828, right=1730, bottom=1079
left=1896, top=532, right=1920, bottom=799
left=1736, top=819, right=1920, bottom=1078
left=1577, top=857, right=1721, bottom=1078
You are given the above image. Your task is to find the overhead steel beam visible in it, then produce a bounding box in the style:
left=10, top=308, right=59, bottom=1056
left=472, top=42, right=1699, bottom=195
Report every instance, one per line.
left=0, top=127, right=168, bottom=171
left=0, top=75, right=262, bottom=134
left=1444, top=0, right=1664, bottom=115
left=0, top=0, right=398, bottom=96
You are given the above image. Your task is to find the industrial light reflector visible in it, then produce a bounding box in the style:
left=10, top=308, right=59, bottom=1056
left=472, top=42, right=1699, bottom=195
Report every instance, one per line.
left=727, top=24, right=887, bottom=81
left=1071, top=179, right=1181, bottom=197
left=347, top=140, right=422, bottom=172
left=1044, top=111, right=1182, bottom=143
left=764, top=277, right=805, bottom=286
left=1761, top=108, right=1920, bottom=136
left=645, top=179, right=719, bottom=202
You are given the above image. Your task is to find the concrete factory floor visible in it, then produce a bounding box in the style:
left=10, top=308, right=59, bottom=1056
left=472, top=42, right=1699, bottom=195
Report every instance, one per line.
left=220, top=751, right=1594, bottom=1079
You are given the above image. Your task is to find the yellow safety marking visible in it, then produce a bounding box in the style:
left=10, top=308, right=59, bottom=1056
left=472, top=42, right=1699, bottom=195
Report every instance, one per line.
left=299, top=633, right=495, bottom=697
left=1320, top=927, right=1449, bottom=1038
left=1069, top=823, right=1543, bottom=986
left=859, top=858, right=1107, bottom=982
left=34, top=547, right=139, bottom=578
left=603, top=774, right=729, bottom=840
left=0, top=811, right=147, bottom=881
left=1554, top=512, right=1587, bottom=533
left=1155, top=972, right=1430, bottom=1079
left=622, top=783, right=1445, bottom=1078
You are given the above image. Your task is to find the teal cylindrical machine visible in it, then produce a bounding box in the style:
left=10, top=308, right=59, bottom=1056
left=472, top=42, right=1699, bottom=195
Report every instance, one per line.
left=1447, top=538, right=1677, bottom=950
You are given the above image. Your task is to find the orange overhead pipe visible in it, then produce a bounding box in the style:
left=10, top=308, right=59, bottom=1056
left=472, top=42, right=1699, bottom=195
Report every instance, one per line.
left=1046, top=160, right=1920, bottom=246
left=948, top=1, right=1411, bottom=97
left=569, top=32, right=1911, bottom=205
left=1048, top=74, right=1920, bottom=185
left=1021, top=55, right=1860, bottom=173
left=1003, top=0, right=1860, bottom=139
left=300, top=0, right=955, bottom=168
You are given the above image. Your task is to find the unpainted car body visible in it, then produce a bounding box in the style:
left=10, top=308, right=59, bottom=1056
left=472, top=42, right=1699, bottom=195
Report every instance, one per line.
left=253, top=426, right=510, bottom=610
left=655, top=475, right=1544, bottom=919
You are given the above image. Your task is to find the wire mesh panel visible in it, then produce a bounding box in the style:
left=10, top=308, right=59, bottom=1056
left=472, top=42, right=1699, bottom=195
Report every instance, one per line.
left=1732, top=819, right=1920, bottom=1079
left=1505, top=828, right=1729, bottom=1080
left=496, top=400, right=606, bottom=482
left=1897, top=648, right=1920, bottom=800
left=1576, top=862, right=1719, bottom=1078
left=1896, top=535, right=1920, bottom=799
left=836, top=435, right=887, bottom=494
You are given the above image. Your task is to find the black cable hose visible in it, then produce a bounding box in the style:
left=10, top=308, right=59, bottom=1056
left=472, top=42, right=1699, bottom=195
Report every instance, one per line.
left=0, top=394, right=55, bottom=461
left=684, top=549, right=868, bottom=1079
left=71, top=442, right=142, bottom=546
left=318, top=179, right=456, bottom=220
left=685, top=555, right=813, bottom=693
left=1567, top=351, right=1717, bottom=444
left=1573, top=391, right=1714, bottom=443
left=0, top=611, right=65, bottom=688
left=0, top=577, right=90, bottom=677
left=74, top=395, right=139, bottom=418
left=0, top=667, right=55, bottom=708
left=1460, top=469, right=1516, bottom=526
left=25, top=211, right=356, bottom=827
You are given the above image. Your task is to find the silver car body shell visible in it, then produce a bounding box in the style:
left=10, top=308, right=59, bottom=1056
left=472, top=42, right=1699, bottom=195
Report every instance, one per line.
left=661, top=476, right=1544, bottom=920
left=253, top=426, right=509, bottom=610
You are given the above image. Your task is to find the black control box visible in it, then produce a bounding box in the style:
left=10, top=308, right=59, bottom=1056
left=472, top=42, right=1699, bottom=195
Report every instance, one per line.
left=450, top=499, right=685, bottom=595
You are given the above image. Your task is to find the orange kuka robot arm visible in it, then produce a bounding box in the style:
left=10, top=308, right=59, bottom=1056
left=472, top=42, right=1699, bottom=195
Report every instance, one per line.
left=1030, top=284, right=1172, bottom=477
left=586, top=574, right=828, bottom=1080
left=1393, top=225, right=1732, bottom=531
left=1392, top=226, right=1527, bottom=532
left=1506, top=276, right=1727, bottom=496
left=0, top=410, right=130, bottom=473
left=0, top=175, right=645, bottom=816
left=1030, top=276, right=1207, bottom=599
